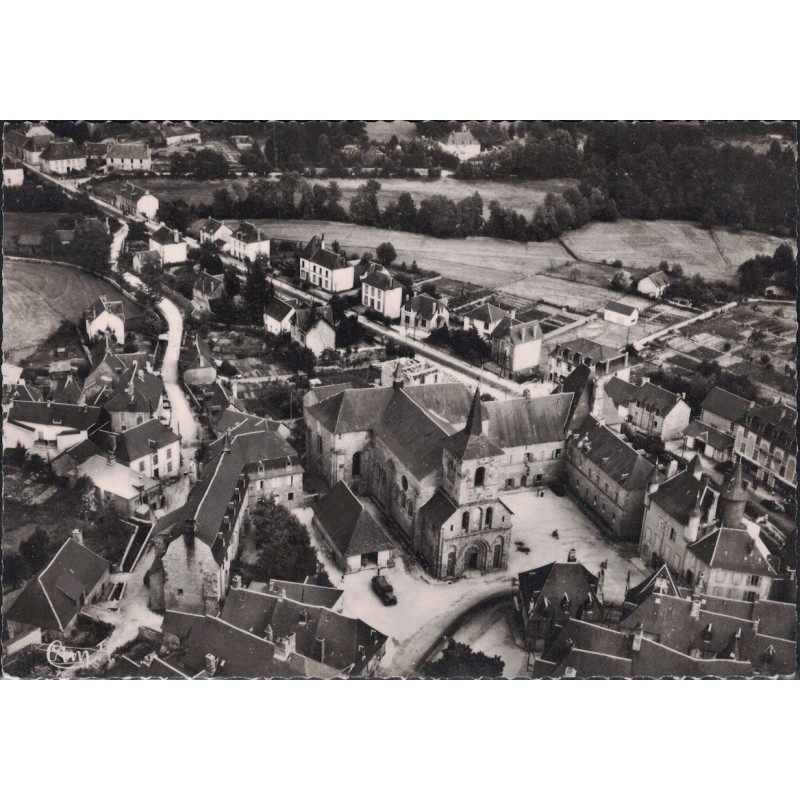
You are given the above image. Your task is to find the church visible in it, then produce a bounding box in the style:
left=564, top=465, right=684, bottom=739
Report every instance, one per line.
left=304, top=373, right=574, bottom=579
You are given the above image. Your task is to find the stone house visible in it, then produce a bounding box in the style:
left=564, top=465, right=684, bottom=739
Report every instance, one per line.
left=361, top=265, right=404, bottom=320
left=401, top=293, right=450, bottom=332
left=228, top=222, right=271, bottom=262
left=105, top=142, right=152, bottom=172
left=101, top=364, right=165, bottom=432
left=299, top=234, right=354, bottom=293
left=115, top=183, right=159, bottom=218
left=149, top=226, right=188, bottom=265
left=291, top=305, right=336, bottom=357
left=490, top=317, right=542, bottom=379
left=38, top=139, right=86, bottom=174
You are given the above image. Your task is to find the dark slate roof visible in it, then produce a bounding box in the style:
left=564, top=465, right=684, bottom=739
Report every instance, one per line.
left=419, top=488, right=459, bottom=528
left=206, top=426, right=298, bottom=470
left=184, top=334, right=215, bottom=372
left=294, top=305, right=335, bottom=334
left=5, top=539, right=109, bottom=631
left=232, top=221, right=266, bottom=244
left=518, top=562, right=601, bottom=621
left=257, top=579, right=344, bottom=609
left=200, top=217, right=226, bottom=235
left=94, top=418, right=180, bottom=463
left=570, top=416, right=655, bottom=490
left=632, top=381, right=684, bottom=415
left=683, top=420, right=735, bottom=451
left=302, top=236, right=347, bottom=270
left=701, top=387, right=751, bottom=423
left=483, top=394, right=572, bottom=447
left=490, top=317, right=542, bottom=344
left=623, top=563, right=681, bottom=607
left=51, top=374, right=83, bottom=405
left=642, top=270, right=670, bottom=288
left=208, top=407, right=282, bottom=439
left=605, top=300, right=638, bottom=316
left=690, top=528, right=778, bottom=577
left=552, top=337, right=621, bottom=365
left=102, top=366, right=164, bottom=414
left=362, top=268, right=398, bottom=291
left=150, top=225, right=182, bottom=245
left=51, top=438, right=104, bottom=471
left=116, top=183, right=148, bottom=202
left=401, top=383, right=473, bottom=425
left=3, top=383, right=43, bottom=405
left=304, top=383, right=352, bottom=407
left=90, top=333, right=151, bottom=371
left=740, top=400, right=797, bottom=450
left=194, top=270, right=222, bottom=296
left=85, top=295, right=125, bottom=323
left=314, top=481, right=392, bottom=557
left=307, top=387, right=395, bottom=434
left=220, top=588, right=387, bottom=675
left=651, top=468, right=715, bottom=526
left=444, top=389, right=504, bottom=461
left=106, top=143, right=150, bottom=160
left=464, top=303, right=506, bottom=325
left=7, top=401, right=102, bottom=431
left=403, top=293, right=447, bottom=321
left=264, top=296, right=294, bottom=322
left=40, top=140, right=84, bottom=161
left=603, top=377, right=636, bottom=408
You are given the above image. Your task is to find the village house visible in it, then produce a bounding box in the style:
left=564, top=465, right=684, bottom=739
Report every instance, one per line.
left=50, top=373, right=83, bottom=405
left=85, top=295, right=126, bottom=342
left=637, top=270, right=671, bottom=298
left=3, top=157, right=24, bottom=186
left=101, top=363, right=165, bottom=432
left=75, top=452, right=162, bottom=516
left=734, top=399, right=797, bottom=492
left=3, top=401, right=106, bottom=460
left=682, top=419, right=735, bottom=463
left=161, top=123, right=201, bottom=146
left=198, top=217, right=233, bottom=249
left=490, top=317, right=543, bottom=379
left=264, top=296, right=296, bottom=335
left=192, top=270, right=224, bottom=312
left=228, top=221, right=271, bottom=262
left=8, top=124, right=56, bottom=165
left=462, top=302, right=508, bottom=338
left=517, top=559, right=603, bottom=651
left=114, top=183, right=159, bottom=219
left=401, top=292, right=450, bottom=332
left=299, top=234, right=354, bottom=293
left=252, top=578, right=344, bottom=611
left=700, top=386, right=752, bottom=433
left=38, top=139, right=87, bottom=174
left=626, top=377, right=691, bottom=441
left=313, top=481, right=394, bottom=573
left=149, top=225, right=188, bottom=265
left=439, top=127, right=481, bottom=161
left=132, top=250, right=162, bottom=275
left=181, top=335, right=217, bottom=387
left=361, top=265, right=404, bottom=320
left=105, top=142, right=152, bottom=172
left=93, top=418, right=181, bottom=481
left=603, top=299, right=639, bottom=326
left=2, top=383, right=43, bottom=416
left=290, top=305, right=336, bottom=357
left=82, top=333, right=153, bottom=400
left=565, top=415, right=656, bottom=540
left=3, top=536, right=110, bottom=644
left=546, top=337, right=630, bottom=384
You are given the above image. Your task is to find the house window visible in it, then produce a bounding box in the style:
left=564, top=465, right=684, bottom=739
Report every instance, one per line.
left=352, top=452, right=362, bottom=477
left=506, top=478, right=515, bottom=489
left=553, top=449, right=562, bottom=459
left=744, top=591, right=757, bottom=602
left=747, top=575, right=761, bottom=587
left=139, top=461, right=145, bottom=471
left=474, top=467, right=485, bottom=487
left=669, top=527, right=676, bottom=542
left=288, top=492, right=294, bottom=501
left=318, top=436, right=323, bottom=454
left=153, top=452, right=159, bottom=464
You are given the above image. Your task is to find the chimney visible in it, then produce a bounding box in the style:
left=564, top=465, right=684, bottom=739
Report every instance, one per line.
left=510, top=308, right=516, bottom=320
left=316, top=635, right=326, bottom=663
left=264, top=624, right=273, bottom=642
left=641, top=376, right=650, bottom=385
left=173, top=229, right=179, bottom=243
left=205, top=654, right=218, bottom=677
left=563, top=666, right=577, bottom=678
left=71, top=528, right=84, bottom=546
left=666, top=459, right=678, bottom=479
left=232, top=575, right=242, bottom=590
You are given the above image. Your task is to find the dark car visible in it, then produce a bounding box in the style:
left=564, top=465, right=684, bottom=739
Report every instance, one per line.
left=371, top=574, right=397, bottom=606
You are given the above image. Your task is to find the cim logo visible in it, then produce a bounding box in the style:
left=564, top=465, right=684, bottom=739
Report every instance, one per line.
left=45, top=640, right=106, bottom=671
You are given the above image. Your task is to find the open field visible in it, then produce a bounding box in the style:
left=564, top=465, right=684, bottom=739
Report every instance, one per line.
left=561, top=219, right=796, bottom=283
left=3, top=258, right=140, bottom=360
left=90, top=176, right=250, bottom=206
left=308, top=174, right=579, bottom=219
left=500, top=273, right=628, bottom=313
left=248, top=219, right=572, bottom=288
left=4, top=212, right=82, bottom=240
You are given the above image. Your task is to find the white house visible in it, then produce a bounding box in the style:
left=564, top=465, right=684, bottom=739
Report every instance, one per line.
left=604, top=300, right=639, bottom=326
left=291, top=305, right=336, bottom=357
left=85, top=295, right=126, bottom=342
left=463, top=303, right=508, bottom=339
left=4, top=401, right=105, bottom=460
left=105, top=143, right=152, bottom=172
left=38, top=140, right=87, bottom=175
left=637, top=270, right=670, bottom=298
left=264, top=296, right=296, bottom=335
left=361, top=265, right=404, bottom=320
left=627, top=378, right=692, bottom=441
left=199, top=218, right=233, bottom=249
left=3, top=158, right=24, bottom=186
left=94, top=418, right=181, bottom=481
left=115, top=183, right=159, bottom=219
left=299, top=234, right=354, bottom=293
left=439, top=127, right=481, bottom=161
left=401, top=293, right=450, bottom=332
left=228, top=222, right=271, bottom=262
left=490, top=318, right=543, bottom=379
left=149, top=226, right=188, bottom=265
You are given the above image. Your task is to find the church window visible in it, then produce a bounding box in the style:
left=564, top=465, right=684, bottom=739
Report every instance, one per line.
left=462, top=512, right=469, bottom=531
left=474, top=466, right=485, bottom=487
left=485, top=507, right=493, bottom=528
left=401, top=475, right=408, bottom=491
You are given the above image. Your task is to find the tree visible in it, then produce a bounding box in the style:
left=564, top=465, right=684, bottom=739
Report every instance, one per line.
left=251, top=500, right=322, bottom=583
left=349, top=179, right=382, bottom=226
left=243, top=260, right=268, bottom=323
left=376, top=242, right=397, bottom=266
left=193, top=148, right=231, bottom=180
left=423, top=641, right=504, bottom=679
left=20, top=528, right=51, bottom=574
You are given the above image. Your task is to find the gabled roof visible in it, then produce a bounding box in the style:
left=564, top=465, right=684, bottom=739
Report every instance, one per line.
left=200, top=217, right=229, bottom=236
left=740, top=400, right=797, bottom=449
left=403, top=293, right=447, bottom=321
left=482, top=393, right=573, bottom=447
left=94, top=418, right=180, bottom=464
left=632, top=381, right=684, bottom=415
left=464, top=303, right=507, bottom=325
left=7, top=401, right=102, bottom=431
left=256, top=579, right=344, bottom=610
left=445, top=129, right=479, bottom=147
left=570, top=416, right=655, bottom=490
left=51, top=374, right=83, bottom=405
left=690, top=527, right=777, bottom=577
left=362, top=267, right=398, bottom=291
left=102, top=365, right=164, bottom=414
left=683, top=420, right=735, bottom=452
left=5, top=539, right=109, bottom=632
left=605, top=300, right=638, bottom=316
left=76, top=455, right=159, bottom=501
left=116, top=183, right=149, bottom=203
left=150, top=225, right=182, bottom=246
left=3, top=383, right=43, bottom=406
left=314, top=481, right=392, bottom=558
left=650, top=467, right=715, bottom=526
left=294, top=305, right=335, bottom=335
left=85, top=295, right=125, bottom=323
left=490, top=317, right=542, bottom=344
left=419, top=488, right=459, bottom=528
left=518, top=561, right=602, bottom=624
left=552, top=337, right=623, bottom=365
left=205, top=425, right=298, bottom=469
left=106, top=142, right=150, bottom=160
left=623, top=563, right=681, bottom=607
left=640, top=270, right=670, bottom=288
left=604, top=376, right=638, bottom=407
left=231, top=221, right=266, bottom=244
left=264, top=296, right=295, bottom=323
left=39, top=140, right=84, bottom=162
left=701, top=387, right=751, bottom=423
left=194, top=270, right=223, bottom=296
left=301, top=236, right=347, bottom=270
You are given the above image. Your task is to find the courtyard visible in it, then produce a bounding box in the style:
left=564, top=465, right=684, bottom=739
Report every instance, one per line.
left=293, top=487, right=649, bottom=676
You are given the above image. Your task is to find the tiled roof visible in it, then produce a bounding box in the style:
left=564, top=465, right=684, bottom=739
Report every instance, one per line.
left=404, top=293, right=446, bottom=321
left=490, top=317, right=542, bottom=344
left=604, top=376, right=638, bottom=407
left=40, top=140, right=84, bottom=162
left=641, top=270, right=670, bottom=288
left=200, top=217, right=226, bottom=235
left=257, top=579, right=343, bottom=609
left=701, top=387, right=751, bottom=423
left=552, top=337, right=621, bottom=365
left=362, top=268, right=397, bottom=291
left=483, top=393, right=572, bottom=447
left=605, top=300, right=638, bottom=316
left=683, top=420, right=735, bottom=451
left=690, top=527, right=777, bottom=577
left=94, top=418, right=180, bottom=463
left=740, top=401, right=797, bottom=449
left=3, top=383, right=43, bottom=405
left=314, top=481, right=392, bottom=557
left=294, top=305, right=334, bottom=335
left=465, top=303, right=506, bottom=325
left=7, top=401, right=102, bottom=431
left=419, top=488, right=459, bottom=528
left=569, top=416, right=655, bottom=490
left=51, top=374, right=83, bottom=405
left=650, top=468, right=715, bottom=526
left=102, top=366, right=164, bottom=414
left=301, top=236, right=347, bottom=270
left=5, top=539, right=109, bottom=632
left=632, top=381, right=684, bottom=415
left=150, top=225, right=182, bottom=246
left=264, top=296, right=294, bottom=323
left=106, top=143, right=150, bottom=160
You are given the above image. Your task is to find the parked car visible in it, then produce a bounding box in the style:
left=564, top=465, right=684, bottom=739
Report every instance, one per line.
left=371, top=574, right=397, bottom=606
